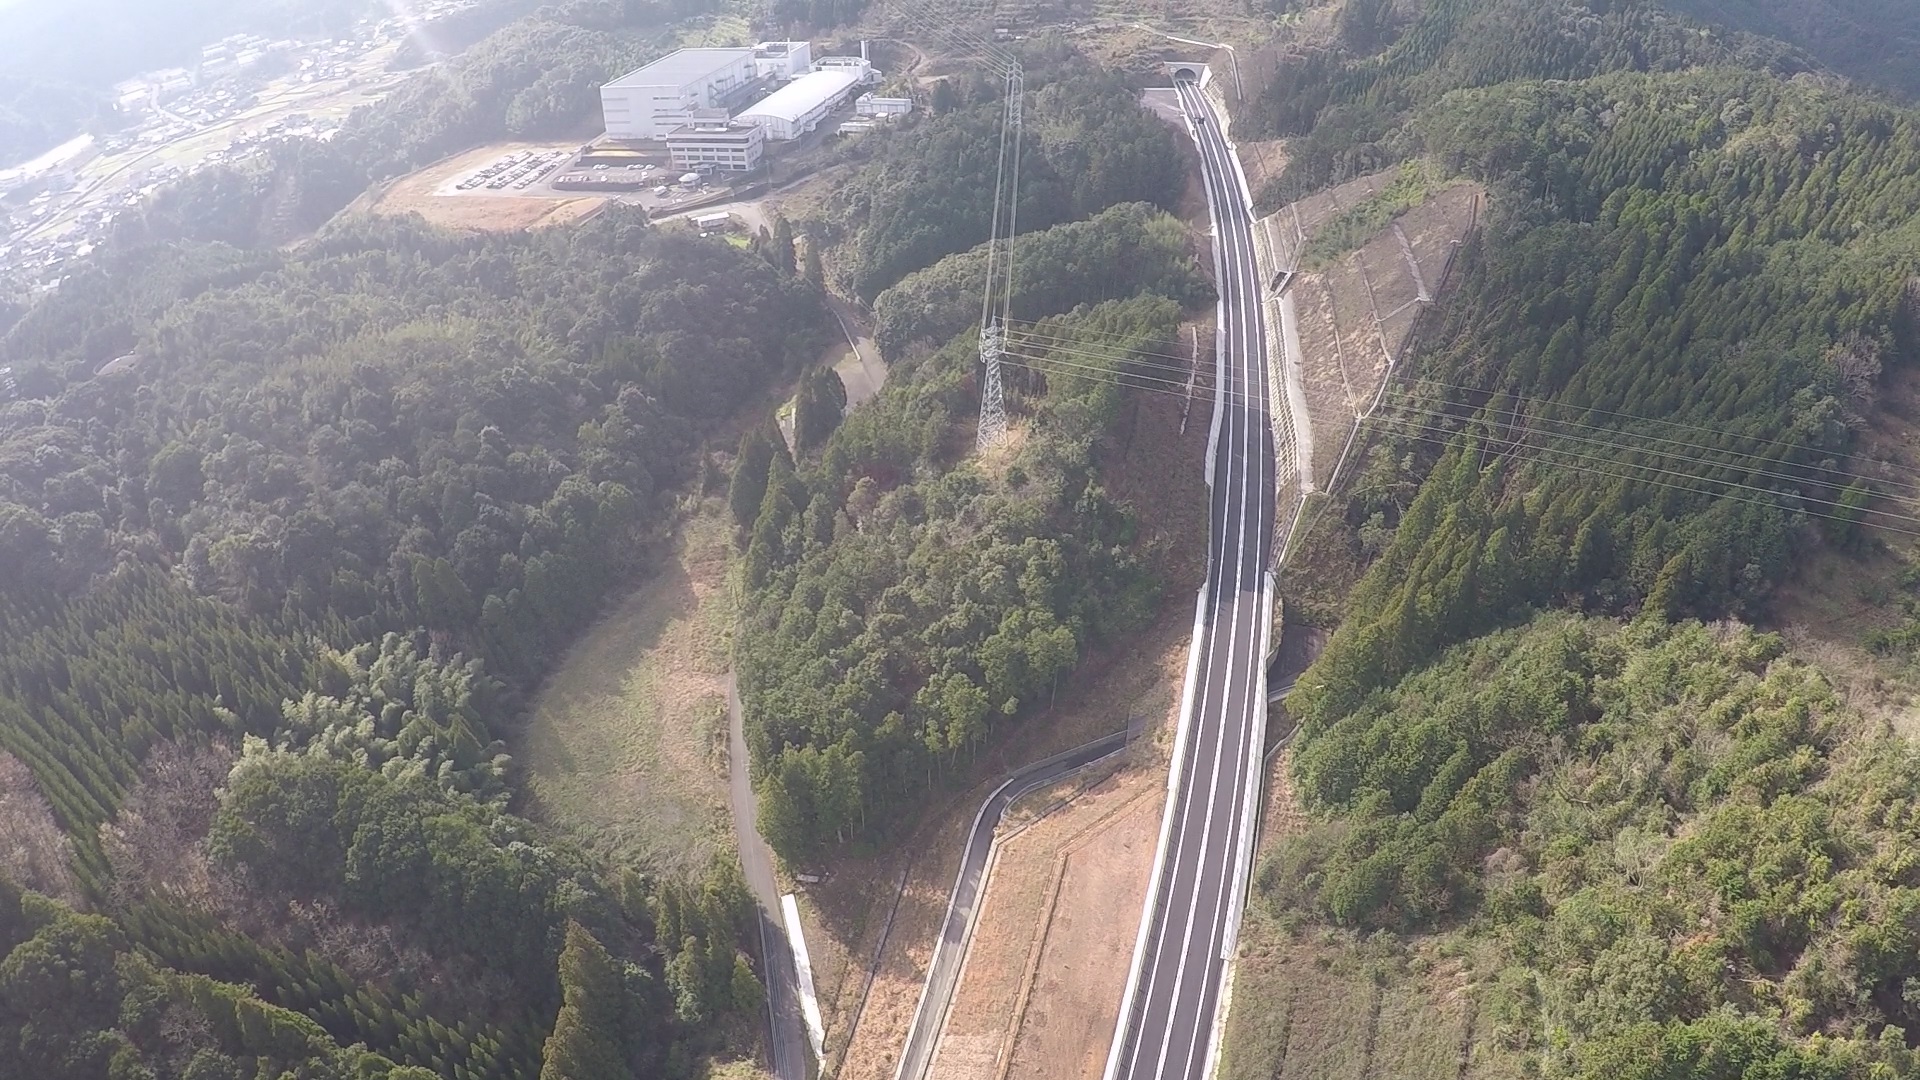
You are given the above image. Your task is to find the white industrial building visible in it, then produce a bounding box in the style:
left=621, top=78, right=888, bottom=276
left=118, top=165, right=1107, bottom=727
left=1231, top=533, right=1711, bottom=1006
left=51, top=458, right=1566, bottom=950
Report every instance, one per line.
left=600, top=48, right=758, bottom=140
left=814, top=55, right=873, bottom=74
left=665, top=118, right=766, bottom=172
left=752, top=41, right=813, bottom=82
left=855, top=94, right=912, bottom=117
left=737, top=58, right=871, bottom=141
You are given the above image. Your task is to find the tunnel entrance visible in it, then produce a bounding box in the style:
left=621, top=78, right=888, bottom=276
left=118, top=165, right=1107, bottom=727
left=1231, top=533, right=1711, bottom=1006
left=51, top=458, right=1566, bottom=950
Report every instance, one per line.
left=1163, top=61, right=1210, bottom=84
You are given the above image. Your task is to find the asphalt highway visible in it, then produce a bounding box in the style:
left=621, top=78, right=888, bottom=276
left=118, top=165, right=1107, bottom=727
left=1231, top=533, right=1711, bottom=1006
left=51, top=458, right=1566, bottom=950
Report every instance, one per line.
left=1104, top=79, right=1277, bottom=1080
left=895, top=730, right=1130, bottom=1080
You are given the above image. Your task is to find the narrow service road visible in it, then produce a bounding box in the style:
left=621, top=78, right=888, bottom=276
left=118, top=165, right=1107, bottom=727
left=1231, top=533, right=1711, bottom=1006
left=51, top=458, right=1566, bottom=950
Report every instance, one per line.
left=729, top=674, right=813, bottom=1080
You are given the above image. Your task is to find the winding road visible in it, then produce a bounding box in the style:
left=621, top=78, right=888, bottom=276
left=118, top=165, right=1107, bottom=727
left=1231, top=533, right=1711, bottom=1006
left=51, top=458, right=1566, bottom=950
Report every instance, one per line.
left=1102, top=79, right=1279, bottom=1080
left=729, top=674, right=814, bottom=1080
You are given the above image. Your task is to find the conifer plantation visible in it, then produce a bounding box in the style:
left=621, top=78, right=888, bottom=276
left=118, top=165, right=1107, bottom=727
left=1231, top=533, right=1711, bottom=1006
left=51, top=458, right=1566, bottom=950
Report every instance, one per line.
left=0, top=192, right=824, bottom=1074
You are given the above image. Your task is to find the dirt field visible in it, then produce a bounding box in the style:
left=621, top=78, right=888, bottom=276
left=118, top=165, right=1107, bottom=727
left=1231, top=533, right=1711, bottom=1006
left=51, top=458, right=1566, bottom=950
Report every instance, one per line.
left=817, top=791, right=975, bottom=1080
left=999, top=770, right=1165, bottom=1080
left=820, top=600, right=1198, bottom=1080
left=924, top=764, right=1163, bottom=1080
left=513, top=506, right=735, bottom=880
left=368, top=142, right=607, bottom=232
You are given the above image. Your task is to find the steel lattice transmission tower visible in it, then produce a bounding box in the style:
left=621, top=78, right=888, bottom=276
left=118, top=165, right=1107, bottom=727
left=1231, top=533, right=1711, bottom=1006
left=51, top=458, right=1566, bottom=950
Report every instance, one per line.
left=975, top=61, right=1022, bottom=450
left=873, top=0, right=1023, bottom=450
left=977, top=321, right=1008, bottom=448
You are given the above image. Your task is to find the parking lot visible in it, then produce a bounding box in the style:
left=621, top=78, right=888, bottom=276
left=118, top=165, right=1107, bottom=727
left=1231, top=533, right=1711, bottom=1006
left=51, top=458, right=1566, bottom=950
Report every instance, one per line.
left=551, top=160, right=672, bottom=190
left=446, top=148, right=575, bottom=193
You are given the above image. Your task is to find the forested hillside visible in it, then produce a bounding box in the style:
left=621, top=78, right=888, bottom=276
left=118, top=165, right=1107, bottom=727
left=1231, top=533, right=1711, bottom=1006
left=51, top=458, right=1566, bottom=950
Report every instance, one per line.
left=821, top=57, right=1187, bottom=301
left=735, top=53, right=1201, bottom=858
left=1245, top=0, right=1920, bottom=1074
left=0, top=197, right=826, bottom=1076
left=871, top=200, right=1212, bottom=360
left=1269, top=616, right=1920, bottom=1077
left=1235, top=0, right=1920, bottom=207
left=1667, top=0, right=1920, bottom=97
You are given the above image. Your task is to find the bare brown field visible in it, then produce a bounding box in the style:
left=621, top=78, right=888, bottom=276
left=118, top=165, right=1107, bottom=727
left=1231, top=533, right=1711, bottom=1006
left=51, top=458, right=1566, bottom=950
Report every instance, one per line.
left=1002, top=773, right=1164, bottom=1080
left=822, top=591, right=1199, bottom=1079
left=924, top=765, right=1159, bottom=1080
left=1222, top=914, right=1486, bottom=1080
left=818, top=798, right=971, bottom=1080
left=368, top=142, right=606, bottom=232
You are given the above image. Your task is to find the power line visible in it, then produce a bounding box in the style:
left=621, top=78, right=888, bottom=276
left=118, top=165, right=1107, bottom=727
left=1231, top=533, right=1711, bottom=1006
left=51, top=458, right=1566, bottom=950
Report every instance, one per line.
left=1003, top=334, right=1208, bottom=379
left=992, top=346, right=1920, bottom=535
left=1376, top=396, right=1893, bottom=503
left=1007, top=321, right=1208, bottom=367
left=872, top=0, right=1023, bottom=448
left=1363, top=407, right=1920, bottom=531
left=1395, top=378, right=1906, bottom=491
left=1366, top=413, right=1920, bottom=539
left=999, top=351, right=1239, bottom=401
left=1007, top=323, right=1920, bottom=497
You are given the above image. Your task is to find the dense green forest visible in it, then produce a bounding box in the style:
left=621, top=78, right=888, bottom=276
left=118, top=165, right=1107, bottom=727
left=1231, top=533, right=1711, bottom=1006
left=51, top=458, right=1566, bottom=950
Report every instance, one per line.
left=0, top=13, right=1209, bottom=1074
left=871, top=200, right=1212, bottom=360
left=1232, top=0, right=1920, bottom=208
left=730, top=52, right=1202, bottom=857
left=1270, top=615, right=1920, bottom=1076
left=1255, top=0, right=1920, bottom=1074
left=1667, top=0, right=1920, bottom=97
left=736, top=291, right=1189, bottom=857
left=820, top=57, right=1187, bottom=301
left=0, top=194, right=827, bottom=1075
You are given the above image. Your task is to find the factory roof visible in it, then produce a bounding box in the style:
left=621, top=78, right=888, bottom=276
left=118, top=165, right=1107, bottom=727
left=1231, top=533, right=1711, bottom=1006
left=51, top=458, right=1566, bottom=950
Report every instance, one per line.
left=605, top=48, right=753, bottom=89
left=736, top=67, right=862, bottom=125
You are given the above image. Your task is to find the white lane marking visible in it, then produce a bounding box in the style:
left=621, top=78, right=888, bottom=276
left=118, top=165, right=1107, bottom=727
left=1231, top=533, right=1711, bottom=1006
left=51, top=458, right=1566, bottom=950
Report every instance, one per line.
left=1129, top=82, right=1237, bottom=1078
left=1177, top=118, right=1275, bottom=1080
left=1106, top=83, right=1222, bottom=1080
left=1185, top=115, right=1268, bottom=1077
left=1149, top=93, right=1256, bottom=1080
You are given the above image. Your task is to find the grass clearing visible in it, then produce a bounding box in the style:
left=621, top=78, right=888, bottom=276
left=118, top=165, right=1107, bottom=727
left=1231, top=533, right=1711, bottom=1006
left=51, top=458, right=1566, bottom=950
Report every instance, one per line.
left=702, top=1057, right=776, bottom=1080
left=513, top=503, right=738, bottom=881
left=1298, top=161, right=1446, bottom=270
left=1222, top=912, right=1491, bottom=1080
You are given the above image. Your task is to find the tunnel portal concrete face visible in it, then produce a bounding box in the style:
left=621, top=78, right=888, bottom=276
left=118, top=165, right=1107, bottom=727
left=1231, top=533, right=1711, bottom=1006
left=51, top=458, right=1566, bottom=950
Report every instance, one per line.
left=1165, top=62, right=1208, bottom=84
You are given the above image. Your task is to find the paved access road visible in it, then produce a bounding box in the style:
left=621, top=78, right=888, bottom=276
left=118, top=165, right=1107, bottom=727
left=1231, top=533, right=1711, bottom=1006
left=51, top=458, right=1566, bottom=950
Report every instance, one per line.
left=894, top=731, right=1130, bottom=1080
left=729, top=674, right=813, bottom=1080
left=1103, top=80, right=1277, bottom=1080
